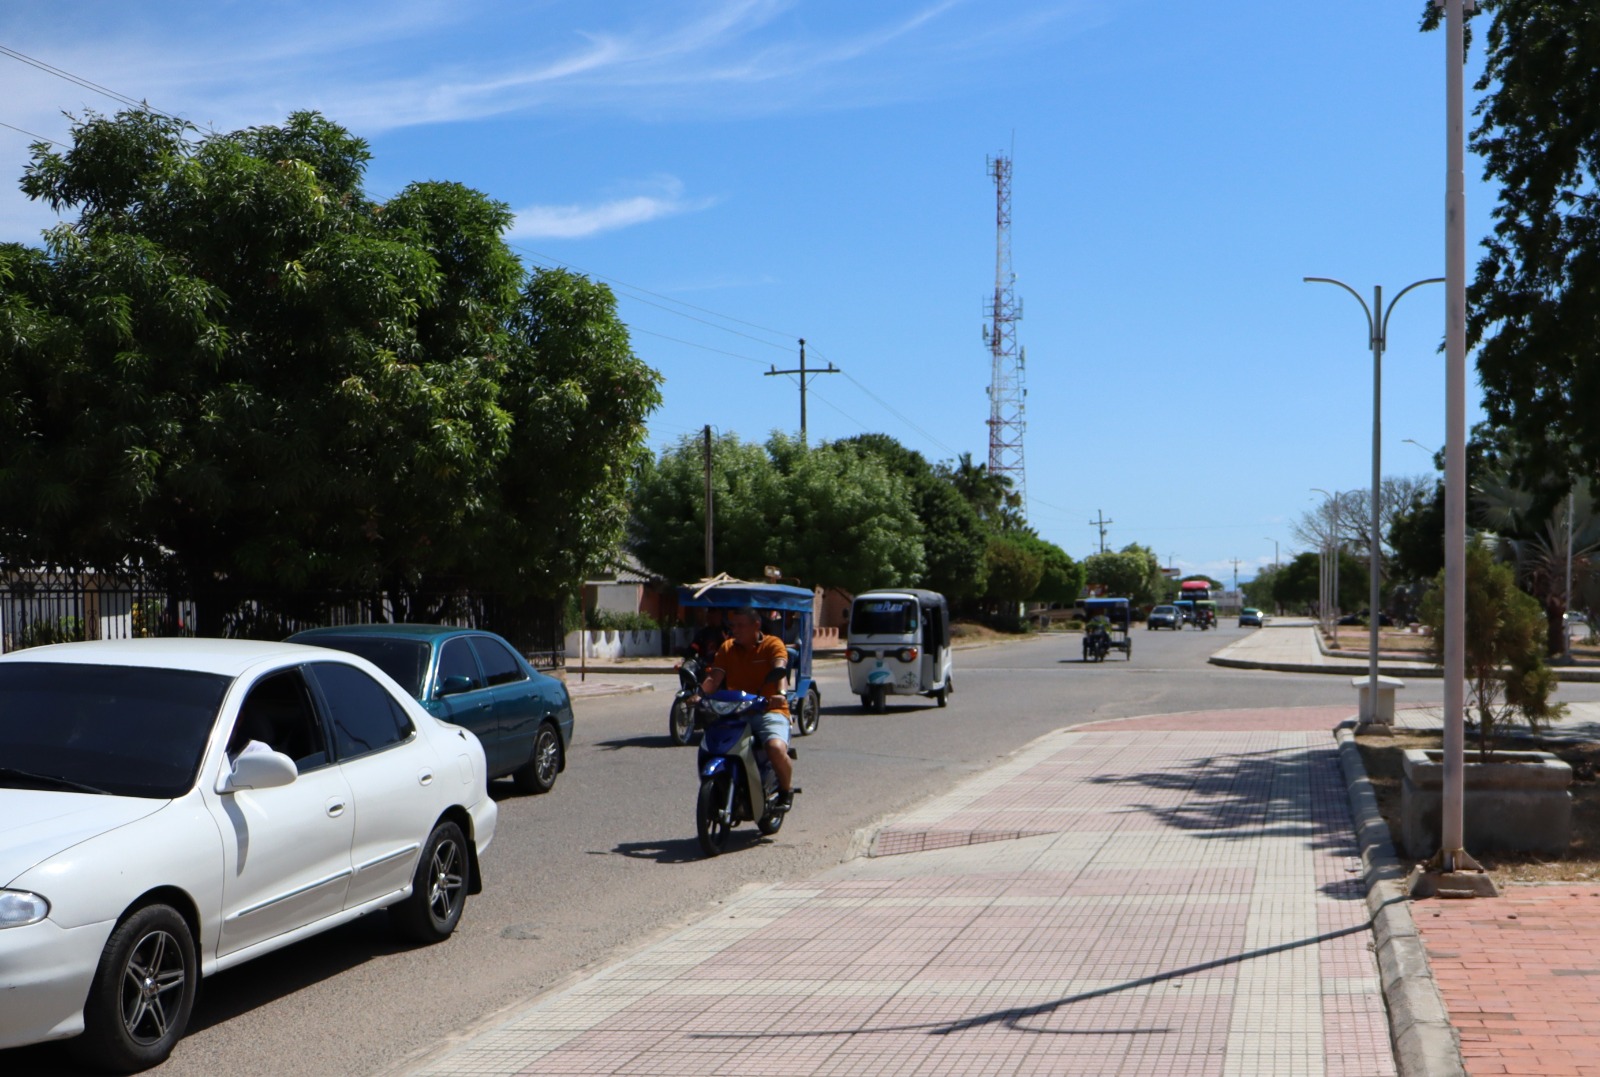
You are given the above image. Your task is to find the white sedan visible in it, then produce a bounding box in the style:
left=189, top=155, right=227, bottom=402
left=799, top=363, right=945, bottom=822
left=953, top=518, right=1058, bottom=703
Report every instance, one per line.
left=0, top=638, right=497, bottom=1071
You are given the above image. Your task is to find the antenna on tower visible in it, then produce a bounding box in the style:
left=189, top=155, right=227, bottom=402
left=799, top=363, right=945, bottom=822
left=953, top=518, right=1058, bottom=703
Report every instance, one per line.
left=983, top=153, right=1027, bottom=514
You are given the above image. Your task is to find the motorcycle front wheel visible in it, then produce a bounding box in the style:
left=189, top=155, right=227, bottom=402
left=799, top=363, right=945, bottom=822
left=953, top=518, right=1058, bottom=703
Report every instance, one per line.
left=696, top=775, right=732, bottom=857
left=669, top=698, right=695, bottom=745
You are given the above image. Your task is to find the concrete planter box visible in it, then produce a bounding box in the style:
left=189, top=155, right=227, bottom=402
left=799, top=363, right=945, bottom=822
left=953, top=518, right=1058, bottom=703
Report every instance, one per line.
left=1401, top=748, right=1572, bottom=858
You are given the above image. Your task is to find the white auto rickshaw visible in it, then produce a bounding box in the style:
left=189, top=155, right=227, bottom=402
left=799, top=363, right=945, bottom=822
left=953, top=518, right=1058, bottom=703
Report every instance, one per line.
left=846, top=589, right=953, bottom=712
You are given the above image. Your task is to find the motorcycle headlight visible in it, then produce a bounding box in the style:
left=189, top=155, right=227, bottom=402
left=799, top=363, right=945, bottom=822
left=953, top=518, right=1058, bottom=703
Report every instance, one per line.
left=0, top=890, right=50, bottom=929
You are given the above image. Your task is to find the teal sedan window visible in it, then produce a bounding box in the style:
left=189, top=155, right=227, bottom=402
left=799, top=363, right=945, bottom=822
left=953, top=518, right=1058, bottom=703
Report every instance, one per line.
left=295, top=637, right=429, bottom=698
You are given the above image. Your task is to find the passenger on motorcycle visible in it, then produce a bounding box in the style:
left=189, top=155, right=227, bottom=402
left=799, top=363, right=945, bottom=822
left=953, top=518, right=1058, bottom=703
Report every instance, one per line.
left=675, top=618, right=729, bottom=672
left=700, top=607, right=795, bottom=810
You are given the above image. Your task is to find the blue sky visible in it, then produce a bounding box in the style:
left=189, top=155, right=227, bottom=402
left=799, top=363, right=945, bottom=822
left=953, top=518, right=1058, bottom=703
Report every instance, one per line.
left=0, top=1, right=1493, bottom=587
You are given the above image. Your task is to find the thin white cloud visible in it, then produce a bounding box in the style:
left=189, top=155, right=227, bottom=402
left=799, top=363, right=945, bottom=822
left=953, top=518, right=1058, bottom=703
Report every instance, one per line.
left=509, top=178, right=715, bottom=239
left=0, top=1, right=1097, bottom=137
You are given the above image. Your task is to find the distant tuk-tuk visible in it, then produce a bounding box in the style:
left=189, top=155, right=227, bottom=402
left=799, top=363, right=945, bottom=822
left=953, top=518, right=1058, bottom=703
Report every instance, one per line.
left=676, top=582, right=820, bottom=737
left=1081, top=597, right=1133, bottom=661
left=846, top=589, right=953, bottom=712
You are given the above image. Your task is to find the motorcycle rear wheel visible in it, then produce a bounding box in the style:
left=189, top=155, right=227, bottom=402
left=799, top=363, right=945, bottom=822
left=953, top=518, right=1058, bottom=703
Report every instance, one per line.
left=757, top=803, right=785, bottom=836
left=696, top=776, right=732, bottom=857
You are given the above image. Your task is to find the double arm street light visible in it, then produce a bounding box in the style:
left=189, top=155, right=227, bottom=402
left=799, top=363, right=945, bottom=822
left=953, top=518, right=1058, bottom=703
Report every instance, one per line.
left=1304, top=276, right=1443, bottom=724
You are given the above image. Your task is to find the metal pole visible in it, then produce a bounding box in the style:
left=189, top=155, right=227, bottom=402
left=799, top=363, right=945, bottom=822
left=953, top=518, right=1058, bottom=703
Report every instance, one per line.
left=1566, top=489, right=1575, bottom=660
left=1304, top=277, right=1442, bottom=702
left=1442, top=0, right=1468, bottom=869
left=1371, top=284, right=1383, bottom=692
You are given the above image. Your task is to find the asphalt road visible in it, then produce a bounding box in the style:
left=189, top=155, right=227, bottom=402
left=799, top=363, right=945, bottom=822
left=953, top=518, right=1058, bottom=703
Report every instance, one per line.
left=12, top=625, right=1599, bottom=1076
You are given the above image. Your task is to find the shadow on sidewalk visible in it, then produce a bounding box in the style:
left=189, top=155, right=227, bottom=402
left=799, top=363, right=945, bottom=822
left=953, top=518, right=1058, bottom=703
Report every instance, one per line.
left=688, top=915, right=1385, bottom=1041
left=1084, top=743, right=1357, bottom=859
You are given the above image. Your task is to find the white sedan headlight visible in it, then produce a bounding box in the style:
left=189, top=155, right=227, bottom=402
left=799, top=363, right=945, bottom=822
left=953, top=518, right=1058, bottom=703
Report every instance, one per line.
left=0, top=889, right=50, bottom=928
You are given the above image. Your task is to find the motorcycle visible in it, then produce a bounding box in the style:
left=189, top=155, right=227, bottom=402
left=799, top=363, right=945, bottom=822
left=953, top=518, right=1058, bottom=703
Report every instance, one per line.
left=668, top=655, right=704, bottom=746
left=1082, top=624, right=1111, bottom=662
left=692, top=689, right=798, bottom=857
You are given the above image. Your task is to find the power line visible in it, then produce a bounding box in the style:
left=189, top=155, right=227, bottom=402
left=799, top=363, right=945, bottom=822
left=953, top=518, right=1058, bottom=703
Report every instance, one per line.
left=0, top=119, right=55, bottom=143
left=629, top=326, right=767, bottom=366
left=508, top=242, right=796, bottom=352
left=0, top=44, right=175, bottom=120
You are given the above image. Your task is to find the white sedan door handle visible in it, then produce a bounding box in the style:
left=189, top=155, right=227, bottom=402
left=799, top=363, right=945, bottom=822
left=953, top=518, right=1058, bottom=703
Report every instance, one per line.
left=326, top=798, right=346, bottom=817
left=417, top=769, right=434, bottom=786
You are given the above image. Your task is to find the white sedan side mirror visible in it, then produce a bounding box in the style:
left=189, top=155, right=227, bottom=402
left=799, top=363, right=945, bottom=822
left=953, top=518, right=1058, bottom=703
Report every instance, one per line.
left=223, top=749, right=298, bottom=792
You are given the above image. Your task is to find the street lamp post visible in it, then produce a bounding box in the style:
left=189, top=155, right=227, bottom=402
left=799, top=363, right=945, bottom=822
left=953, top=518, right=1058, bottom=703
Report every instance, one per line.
left=1311, top=488, right=1338, bottom=637
left=1305, top=277, right=1443, bottom=723
left=1263, top=536, right=1280, bottom=613
left=1406, top=0, right=1492, bottom=897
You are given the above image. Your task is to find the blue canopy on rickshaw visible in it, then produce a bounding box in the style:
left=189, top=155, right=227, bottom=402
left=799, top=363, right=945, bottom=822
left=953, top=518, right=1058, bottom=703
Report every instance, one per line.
left=676, top=581, right=818, bottom=722
left=677, top=582, right=815, bottom=613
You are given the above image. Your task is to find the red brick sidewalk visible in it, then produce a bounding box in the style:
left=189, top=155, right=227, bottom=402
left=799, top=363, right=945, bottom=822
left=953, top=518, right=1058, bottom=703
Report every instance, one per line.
left=1416, top=884, right=1600, bottom=1076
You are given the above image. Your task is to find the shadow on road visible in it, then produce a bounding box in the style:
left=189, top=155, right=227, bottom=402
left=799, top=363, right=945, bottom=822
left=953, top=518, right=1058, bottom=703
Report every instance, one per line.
left=592, top=733, right=684, bottom=751
left=610, top=835, right=757, bottom=863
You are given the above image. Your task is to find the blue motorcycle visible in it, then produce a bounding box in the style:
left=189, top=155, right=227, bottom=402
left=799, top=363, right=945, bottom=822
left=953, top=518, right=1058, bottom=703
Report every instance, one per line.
left=693, top=690, right=798, bottom=857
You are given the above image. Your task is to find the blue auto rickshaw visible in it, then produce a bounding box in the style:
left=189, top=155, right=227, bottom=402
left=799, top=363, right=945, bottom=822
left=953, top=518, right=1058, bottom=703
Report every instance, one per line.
left=676, top=582, right=821, bottom=737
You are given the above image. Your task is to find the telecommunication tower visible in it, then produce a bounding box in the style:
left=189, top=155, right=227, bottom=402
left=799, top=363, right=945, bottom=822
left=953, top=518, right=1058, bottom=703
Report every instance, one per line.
left=982, top=153, right=1027, bottom=511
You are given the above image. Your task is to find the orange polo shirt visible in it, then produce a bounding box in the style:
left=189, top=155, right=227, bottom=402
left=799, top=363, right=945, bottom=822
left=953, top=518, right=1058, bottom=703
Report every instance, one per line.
left=711, top=634, right=790, bottom=716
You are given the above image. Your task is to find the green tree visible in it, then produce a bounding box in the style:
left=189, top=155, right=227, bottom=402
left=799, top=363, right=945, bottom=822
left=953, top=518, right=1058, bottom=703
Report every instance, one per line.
left=1420, top=1, right=1600, bottom=488
left=980, top=535, right=1044, bottom=628
left=473, top=267, right=662, bottom=603
left=764, top=434, right=925, bottom=593
left=0, top=108, right=658, bottom=629
left=1241, top=564, right=1282, bottom=611
left=837, top=434, right=987, bottom=598
left=942, top=451, right=1022, bottom=531
left=1420, top=540, right=1562, bottom=756
left=628, top=433, right=778, bottom=585
left=1272, top=553, right=1321, bottom=612
left=1271, top=549, right=1368, bottom=614
left=1013, top=532, right=1085, bottom=605
left=1083, top=545, right=1162, bottom=606
left=628, top=432, right=923, bottom=593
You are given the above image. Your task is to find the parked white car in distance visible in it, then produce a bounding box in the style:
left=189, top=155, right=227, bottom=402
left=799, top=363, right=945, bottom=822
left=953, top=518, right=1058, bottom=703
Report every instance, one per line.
left=0, top=639, right=497, bottom=1071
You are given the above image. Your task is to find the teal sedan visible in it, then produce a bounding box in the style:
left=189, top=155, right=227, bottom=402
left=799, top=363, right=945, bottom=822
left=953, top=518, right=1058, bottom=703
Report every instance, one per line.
left=287, top=624, right=573, bottom=794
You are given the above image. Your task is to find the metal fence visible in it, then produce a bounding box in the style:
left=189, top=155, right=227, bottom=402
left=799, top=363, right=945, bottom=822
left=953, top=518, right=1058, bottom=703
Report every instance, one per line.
left=0, top=565, right=566, bottom=670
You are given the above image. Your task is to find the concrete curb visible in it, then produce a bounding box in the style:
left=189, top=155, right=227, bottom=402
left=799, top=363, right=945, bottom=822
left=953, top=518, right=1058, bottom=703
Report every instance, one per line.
left=1335, top=720, right=1466, bottom=1077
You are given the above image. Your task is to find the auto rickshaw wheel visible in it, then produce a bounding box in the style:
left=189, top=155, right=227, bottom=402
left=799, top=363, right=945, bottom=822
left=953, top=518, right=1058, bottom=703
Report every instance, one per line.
left=796, top=686, right=820, bottom=736
left=934, top=676, right=949, bottom=707
left=870, top=686, right=887, bottom=714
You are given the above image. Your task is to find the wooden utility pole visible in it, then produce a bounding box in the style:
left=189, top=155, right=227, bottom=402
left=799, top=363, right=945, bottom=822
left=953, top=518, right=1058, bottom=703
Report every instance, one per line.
left=703, top=425, right=714, bottom=578
left=1088, top=510, right=1114, bottom=555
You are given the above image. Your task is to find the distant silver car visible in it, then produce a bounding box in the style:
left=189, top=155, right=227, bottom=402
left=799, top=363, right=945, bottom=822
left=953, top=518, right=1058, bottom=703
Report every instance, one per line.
left=1239, top=608, right=1265, bottom=627
left=1147, top=605, right=1182, bottom=630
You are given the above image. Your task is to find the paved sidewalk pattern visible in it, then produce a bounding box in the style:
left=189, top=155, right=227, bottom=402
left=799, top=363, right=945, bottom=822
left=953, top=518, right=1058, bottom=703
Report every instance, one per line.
left=409, top=708, right=1393, bottom=1077
left=1416, top=885, right=1600, bottom=1076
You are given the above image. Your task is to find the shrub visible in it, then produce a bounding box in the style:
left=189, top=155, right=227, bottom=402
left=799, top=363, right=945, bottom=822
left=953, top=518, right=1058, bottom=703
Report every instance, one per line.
left=585, top=609, right=659, bottom=632
left=1420, top=542, right=1563, bottom=756
left=16, top=616, right=85, bottom=650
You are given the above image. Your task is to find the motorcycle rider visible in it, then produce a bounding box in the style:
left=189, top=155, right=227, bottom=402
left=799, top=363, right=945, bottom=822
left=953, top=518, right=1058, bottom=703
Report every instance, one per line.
left=699, top=606, right=795, bottom=811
